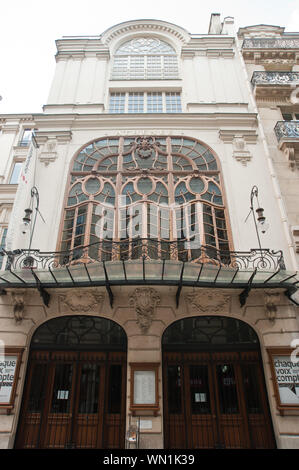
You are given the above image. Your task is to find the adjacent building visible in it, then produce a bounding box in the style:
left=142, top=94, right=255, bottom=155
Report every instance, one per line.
left=0, top=14, right=298, bottom=449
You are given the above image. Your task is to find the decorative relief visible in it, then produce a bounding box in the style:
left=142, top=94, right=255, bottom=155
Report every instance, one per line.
left=58, top=290, right=104, bottom=313
left=232, top=136, right=252, bottom=166
left=129, top=288, right=160, bottom=333
left=135, top=136, right=160, bottom=159
left=186, top=291, right=230, bottom=314
left=264, top=292, right=280, bottom=322
left=38, top=138, right=58, bottom=166
left=10, top=291, right=26, bottom=323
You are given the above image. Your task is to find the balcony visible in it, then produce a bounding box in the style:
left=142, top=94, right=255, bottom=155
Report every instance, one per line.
left=242, top=37, right=299, bottom=64
left=243, top=38, right=299, bottom=49
left=251, top=71, right=299, bottom=100
left=274, top=121, right=299, bottom=169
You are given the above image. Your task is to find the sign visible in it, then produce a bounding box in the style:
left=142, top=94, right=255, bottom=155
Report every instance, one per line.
left=0, top=356, right=18, bottom=404
left=273, top=356, right=299, bottom=405
left=130, top=363, right=160, bottom=415
left=133, top=371, right=156, bottom=405
left=268, top=347, right=299, bottom=414
left=0, top=348, right=24, bottom=414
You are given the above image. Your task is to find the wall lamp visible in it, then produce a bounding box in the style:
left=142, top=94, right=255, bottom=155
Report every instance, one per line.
left=21, top=186, right=45, bottom=250
left=245, top=186, right=269, bottom=251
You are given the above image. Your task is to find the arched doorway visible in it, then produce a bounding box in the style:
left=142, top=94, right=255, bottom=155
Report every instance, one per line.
left=15, top=316, right=127, bottom=449
left=162, top=316, right=276, bottom=449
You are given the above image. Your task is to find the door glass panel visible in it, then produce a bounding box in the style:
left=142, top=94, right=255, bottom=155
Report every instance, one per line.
left=167, top=366, right=182, bottom=413
left=216, top=364, right=239, bottom=414
left=108, top=365, right=122, bottom=413
left=51, top=364, right=73, bottom=413
left=189, top=365, right=211, bottom=414
left=242, top=364, right=262, bottom=414
left=27, top=363, right=48, bottom=412
left=78, top=364, right=100, bottom=413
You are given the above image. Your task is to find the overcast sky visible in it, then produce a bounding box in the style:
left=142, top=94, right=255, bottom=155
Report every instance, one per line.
left=1, top=0, right=299, bottom=114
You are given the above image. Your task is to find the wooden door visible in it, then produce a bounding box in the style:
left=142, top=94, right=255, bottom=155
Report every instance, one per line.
left=163, top=351, right=275, bottom=449
left=15, top=350, right=126, bottom=449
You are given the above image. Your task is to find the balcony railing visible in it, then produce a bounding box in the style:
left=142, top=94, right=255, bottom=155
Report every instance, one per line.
left=2, top=239, right=285, bottom=272
left=243, top=38, right=299, bottom=49
left=251, top=71, right=299, bottom=87
left=274, top=121, right=299, bottom=142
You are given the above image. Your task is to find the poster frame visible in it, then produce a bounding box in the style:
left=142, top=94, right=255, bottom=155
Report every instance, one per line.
left=0, top=347, right=24, bottom=414
left=129, top=363, right=160, bottom=416
left=267, top=347, right=299, bottom=415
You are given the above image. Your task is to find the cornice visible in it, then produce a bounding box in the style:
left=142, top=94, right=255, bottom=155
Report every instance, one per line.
left=0, top=185, right=18, bottom=196
left=33, top=112, right=258, bottom=131
left=33, top=130, right=72, bottom=145
left=101, top=19, right=190, bottom=46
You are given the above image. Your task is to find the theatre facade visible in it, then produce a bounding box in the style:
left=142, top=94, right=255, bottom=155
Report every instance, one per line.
left=0, top=15, right=299, bottom=449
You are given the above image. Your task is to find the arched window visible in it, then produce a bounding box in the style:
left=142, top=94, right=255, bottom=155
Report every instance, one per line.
left=111, top=37, right=179, bottom=80
left=60, top=136, right=231, bottom=262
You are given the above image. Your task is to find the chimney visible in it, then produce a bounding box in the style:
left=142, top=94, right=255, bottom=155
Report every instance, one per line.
left=221, top=16, right=235, bottom=35
left=208, top=13, right=222, bottom=34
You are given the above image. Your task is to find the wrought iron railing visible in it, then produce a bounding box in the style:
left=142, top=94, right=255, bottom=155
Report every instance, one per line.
left=251, top=71, right=299, bottom=87
left=243, top=38, right=299, bottom=49
left=274, top=121, right=299, bottom=142
left=2, top=239, right=285, bottom=272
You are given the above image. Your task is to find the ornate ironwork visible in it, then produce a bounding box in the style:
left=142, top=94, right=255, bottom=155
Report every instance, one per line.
left=274, top=121, right=299, bottom=142
left=243, top=38, right=299, bottom=49
left=251, top=71, right=299, bottom=86
left=2, top=239, right=285, bottom=272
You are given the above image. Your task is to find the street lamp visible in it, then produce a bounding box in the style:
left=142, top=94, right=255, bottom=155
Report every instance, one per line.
left=21, top=186, right=45, bottom=250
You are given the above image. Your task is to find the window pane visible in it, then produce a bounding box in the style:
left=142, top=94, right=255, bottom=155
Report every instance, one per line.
left=216, top=364, right=239, bottom=414
left=20, top=129, right=32, bottom=146
left=78, top=364, right=100, bottom=413
left=109, top=93, right=125, bottom=113
left=9, top=162, right=23, bottom=184
left=190, top=365, right=211, bottom=414
left=242, top=364, right=262, bottom=414
left=167, top=366, right=182, bottom=413
left=147, top=92, right=163, bottom=112
left=27, top=363, right=48, bottom=412
left=128, top=92, right=144, bottom=113
left=108, top=365, right=123, bottom=413
left=51, top=364, right=73, bottom=413
left=166, top=92, right=182, bottom=113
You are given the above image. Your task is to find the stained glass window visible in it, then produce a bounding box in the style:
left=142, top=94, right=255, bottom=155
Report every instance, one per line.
left=61, top=136, right=231, bottom=262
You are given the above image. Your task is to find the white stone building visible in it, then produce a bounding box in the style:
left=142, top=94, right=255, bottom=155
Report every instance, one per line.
left=0, top=14, right=298, bottom=450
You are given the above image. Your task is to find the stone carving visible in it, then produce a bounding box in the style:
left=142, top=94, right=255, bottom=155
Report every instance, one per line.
left=232, top=136, right=252, bottom=166
left=38, top=138, right=58, bottom=166
left=186, top=291, right=230, bottom=313
left=135, top=136, right=159, bottom=159
left=11, top=291, right=26, bottom=323
left=129, top=287, right=160, bottom=333
left=59, top=290, right=104, bottom=313
left=264, top=292, right=280, bottom=322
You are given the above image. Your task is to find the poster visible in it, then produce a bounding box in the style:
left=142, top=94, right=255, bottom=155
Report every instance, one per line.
left=133, top=370, right=156, bottom=405
left=273, top=355, right=299, bottom=405
left=0, top=356, right=18, bottom=404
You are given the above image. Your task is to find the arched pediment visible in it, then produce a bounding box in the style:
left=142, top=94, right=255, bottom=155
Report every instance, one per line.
left=101, top=19, right=190, bottom=50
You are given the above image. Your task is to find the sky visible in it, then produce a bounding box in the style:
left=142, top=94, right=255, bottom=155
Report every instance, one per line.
left=0, top=0, right=299, bottom=114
